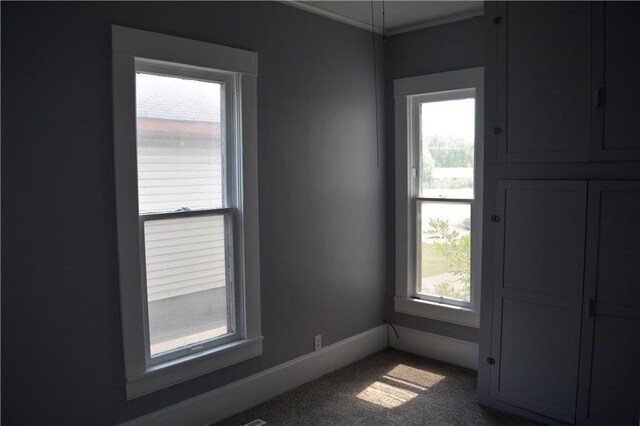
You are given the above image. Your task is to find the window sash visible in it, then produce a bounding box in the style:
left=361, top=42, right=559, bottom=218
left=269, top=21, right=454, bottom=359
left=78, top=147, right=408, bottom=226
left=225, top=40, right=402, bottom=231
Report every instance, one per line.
left=138, top=209, right=238, bottom=366
left=135, top=59, right=238, bottom=214
left=414, top=199, right=475, bottom=308
left=412, top=89, right=476, bottom=202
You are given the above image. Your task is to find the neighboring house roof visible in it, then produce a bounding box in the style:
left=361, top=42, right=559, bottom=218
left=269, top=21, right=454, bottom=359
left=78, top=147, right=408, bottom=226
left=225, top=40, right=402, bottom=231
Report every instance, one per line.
left=136, top=73, right=221, bottom=123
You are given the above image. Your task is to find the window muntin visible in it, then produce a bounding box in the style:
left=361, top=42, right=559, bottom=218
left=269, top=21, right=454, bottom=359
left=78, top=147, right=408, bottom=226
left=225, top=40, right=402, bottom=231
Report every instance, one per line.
left=413, top=89, right=477, bottom=308
left=135, top=63, right=238, bottom=364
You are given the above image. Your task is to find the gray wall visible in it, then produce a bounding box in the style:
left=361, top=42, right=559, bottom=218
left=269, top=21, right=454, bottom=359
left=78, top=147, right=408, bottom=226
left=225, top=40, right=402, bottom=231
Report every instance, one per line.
left=384, top=17, right=484, bottom=343
left=1, top=2, right=386, bottom=424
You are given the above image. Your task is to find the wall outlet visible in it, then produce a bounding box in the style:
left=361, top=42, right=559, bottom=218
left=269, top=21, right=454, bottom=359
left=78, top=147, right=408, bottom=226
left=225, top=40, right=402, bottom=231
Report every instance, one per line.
left=314, top=334, right=322, bottom=351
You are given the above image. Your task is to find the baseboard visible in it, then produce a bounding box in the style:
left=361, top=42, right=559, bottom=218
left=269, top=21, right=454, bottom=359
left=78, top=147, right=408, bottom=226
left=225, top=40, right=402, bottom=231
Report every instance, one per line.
left=122, top=325, right=388, bottom=426
left=388, top=325, right=479, bottom=371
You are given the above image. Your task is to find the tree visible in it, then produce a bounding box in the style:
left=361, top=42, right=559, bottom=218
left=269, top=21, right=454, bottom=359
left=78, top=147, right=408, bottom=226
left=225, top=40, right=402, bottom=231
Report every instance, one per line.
left=425, top=135, right=473, bottom=168
left=427, top=217, right=471, bottom=300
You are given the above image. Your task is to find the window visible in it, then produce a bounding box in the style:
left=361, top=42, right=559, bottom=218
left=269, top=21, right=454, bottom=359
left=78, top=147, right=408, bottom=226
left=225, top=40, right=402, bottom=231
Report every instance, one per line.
left=394, top=68, right=483, bottom=327
left=112, top=26, right=261, bottom=398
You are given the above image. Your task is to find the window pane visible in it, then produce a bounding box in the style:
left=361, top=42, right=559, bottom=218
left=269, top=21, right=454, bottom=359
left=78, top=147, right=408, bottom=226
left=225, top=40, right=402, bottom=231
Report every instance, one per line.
left=419, top=98, right=475, bottom=199
left=418, top=201, right=471, bottom=303
left=144, top=215, right=231, bottom=356
left=136, top=73, right=224, bottom=213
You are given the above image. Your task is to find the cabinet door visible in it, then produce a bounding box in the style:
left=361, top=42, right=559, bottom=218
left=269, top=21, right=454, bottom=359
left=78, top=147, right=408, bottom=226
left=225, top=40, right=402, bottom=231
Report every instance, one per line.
left=591, top=3, right=640, bottom=161
left=497, top=2, right=591, bottom=162
left=490, top=181, right=587, bottom=422
left=577, top=182, right=640, bottom=425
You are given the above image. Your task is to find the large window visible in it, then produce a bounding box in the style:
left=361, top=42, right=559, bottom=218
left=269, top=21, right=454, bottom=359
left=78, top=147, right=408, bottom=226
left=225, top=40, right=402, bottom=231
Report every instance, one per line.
left=394, top=68, right=483, bottom=327
left=112, top=26, right=261, bottom=398
left=136, top=66, right=238, bottom=365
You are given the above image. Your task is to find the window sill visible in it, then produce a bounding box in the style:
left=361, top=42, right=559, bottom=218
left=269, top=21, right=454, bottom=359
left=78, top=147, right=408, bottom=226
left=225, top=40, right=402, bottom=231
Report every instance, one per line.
left=126, top=336, right=263, bottom=399
left=394, top=297, right=480, bottom=328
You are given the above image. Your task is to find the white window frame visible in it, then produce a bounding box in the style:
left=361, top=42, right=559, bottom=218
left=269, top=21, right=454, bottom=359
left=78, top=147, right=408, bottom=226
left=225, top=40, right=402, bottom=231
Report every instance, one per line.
left=394, top=67, right=484, bottom=328
left=112, top=25, right=262, bottom=399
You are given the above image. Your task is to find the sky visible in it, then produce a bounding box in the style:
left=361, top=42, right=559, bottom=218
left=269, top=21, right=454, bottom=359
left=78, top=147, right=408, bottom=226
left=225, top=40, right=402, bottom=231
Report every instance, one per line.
left=421, top=97, right=475, bottom=143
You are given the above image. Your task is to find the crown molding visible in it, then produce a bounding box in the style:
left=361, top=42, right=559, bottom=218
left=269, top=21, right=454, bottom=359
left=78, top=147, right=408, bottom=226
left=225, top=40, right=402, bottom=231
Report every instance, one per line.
left=280, top=1, right=384, bottom=34
left=280, top=1, right=483, bottom=36
left=386, top=9, right=484, bottom=36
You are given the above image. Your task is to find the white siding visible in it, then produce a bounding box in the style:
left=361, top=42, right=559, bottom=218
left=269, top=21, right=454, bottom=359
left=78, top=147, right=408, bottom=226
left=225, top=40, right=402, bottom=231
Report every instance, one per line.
left=137, top=141, right=223, bottom=213
left=135, top=72, right=226, bottom=302
left=144, top=215, right=227, bottom=302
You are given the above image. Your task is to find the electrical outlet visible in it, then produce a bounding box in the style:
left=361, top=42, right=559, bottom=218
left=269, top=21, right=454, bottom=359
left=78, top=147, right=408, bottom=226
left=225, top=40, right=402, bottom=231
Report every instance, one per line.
left=314, top=334, right=322, bottom=351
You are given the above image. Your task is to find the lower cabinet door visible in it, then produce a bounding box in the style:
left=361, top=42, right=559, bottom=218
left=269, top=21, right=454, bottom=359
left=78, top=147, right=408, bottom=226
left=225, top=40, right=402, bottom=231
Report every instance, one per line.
left=490, top=180, right=587, bottom=423
left=577, top=181, right=640, bottom=425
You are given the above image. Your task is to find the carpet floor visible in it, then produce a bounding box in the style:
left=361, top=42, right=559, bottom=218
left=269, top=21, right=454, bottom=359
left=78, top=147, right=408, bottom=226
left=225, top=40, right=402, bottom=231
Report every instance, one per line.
left=215, top=348, right=541, bottom=426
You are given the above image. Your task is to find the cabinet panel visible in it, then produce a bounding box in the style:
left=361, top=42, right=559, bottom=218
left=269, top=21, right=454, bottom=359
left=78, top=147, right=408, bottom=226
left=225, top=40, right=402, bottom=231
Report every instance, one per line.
left=498, top=2, right=591, bottom=162
left=491, top=181, right=587, bottom=422
left=577, top=181, right=640, bottom=425
left=502, top=187, right=586, bottom=299
left=594, top=190, right=640, bottom=306
left=584, top=316, right=640, bottom=425
left=592, top=3, right=640, bottom=160
left=497, top=298, right=578, bottom=421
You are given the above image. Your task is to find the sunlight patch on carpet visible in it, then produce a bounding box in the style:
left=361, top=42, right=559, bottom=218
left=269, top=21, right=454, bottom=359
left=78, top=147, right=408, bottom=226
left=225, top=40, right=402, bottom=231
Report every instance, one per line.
left=383, top=375, right=428, bottom=391
left=356, top=381, right=418, bottom=408
left=385, top=364, right=446, bottom=389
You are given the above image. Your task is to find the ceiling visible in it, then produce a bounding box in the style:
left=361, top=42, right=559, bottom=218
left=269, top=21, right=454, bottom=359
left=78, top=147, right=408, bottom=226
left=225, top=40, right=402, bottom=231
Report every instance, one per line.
left=285, top=1, right=484, bottom=35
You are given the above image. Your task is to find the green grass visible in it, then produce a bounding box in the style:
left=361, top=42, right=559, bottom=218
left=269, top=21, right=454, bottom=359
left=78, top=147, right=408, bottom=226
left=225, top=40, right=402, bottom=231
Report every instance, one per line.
left=421, top=242, right=450, bottom=277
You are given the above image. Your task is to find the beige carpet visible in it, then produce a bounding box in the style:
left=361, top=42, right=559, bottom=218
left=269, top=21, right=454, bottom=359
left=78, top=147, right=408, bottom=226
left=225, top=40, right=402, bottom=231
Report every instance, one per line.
left=215, top=348, right=541, bottom=426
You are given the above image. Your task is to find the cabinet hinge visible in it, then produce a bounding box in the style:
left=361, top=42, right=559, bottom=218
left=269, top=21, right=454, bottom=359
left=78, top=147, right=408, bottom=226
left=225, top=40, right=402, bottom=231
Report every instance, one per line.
left=493, top=127, right=503, bottom=136
left=493, top=16, right=502, bottom=25
left=491, top=215, right=500, bottom=223
left=487, top=357, right=496, bottom=365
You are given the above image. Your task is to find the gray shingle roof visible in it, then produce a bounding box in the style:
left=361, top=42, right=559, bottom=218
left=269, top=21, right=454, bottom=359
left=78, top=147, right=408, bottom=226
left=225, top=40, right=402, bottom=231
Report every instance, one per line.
left=136, top=73, right=221, bottom=123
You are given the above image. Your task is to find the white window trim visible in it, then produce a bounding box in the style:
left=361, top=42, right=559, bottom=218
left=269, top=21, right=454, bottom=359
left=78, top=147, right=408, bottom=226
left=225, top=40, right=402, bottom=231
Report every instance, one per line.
left=394, top=67, right=484, bottom=328
left=112, top=25, right=262, bottom=399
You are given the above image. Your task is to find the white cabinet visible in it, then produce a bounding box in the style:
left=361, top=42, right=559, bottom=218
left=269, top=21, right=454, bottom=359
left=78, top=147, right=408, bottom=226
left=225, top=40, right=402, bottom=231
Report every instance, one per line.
left=484, top=180, right=640, bottom=424
left=591, top=3, right=640, bottom=161
left=496, top=2, right=640, bottom=163
left=576, top=182, right=640, bottom=425
left=496, top=2, right=591, bottom=162
left=482, top=2, right=640, bottom=424
left=489, top=180, right=587, bottom=422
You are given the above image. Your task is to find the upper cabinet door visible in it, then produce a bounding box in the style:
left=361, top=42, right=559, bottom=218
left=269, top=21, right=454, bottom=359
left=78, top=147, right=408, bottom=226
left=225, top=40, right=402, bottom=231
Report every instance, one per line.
left=591, top=3, right=640, bottom=161
left=577, top=181, right=640, bottom=425
left=497, top=2, right=591, bottom=162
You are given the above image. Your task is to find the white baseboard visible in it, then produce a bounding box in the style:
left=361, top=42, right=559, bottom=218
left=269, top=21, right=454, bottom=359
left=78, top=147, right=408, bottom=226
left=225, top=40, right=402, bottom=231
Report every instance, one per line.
left=122, top=325, right=388, bottom=426
left=388, top=325, right=479, bottom=371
